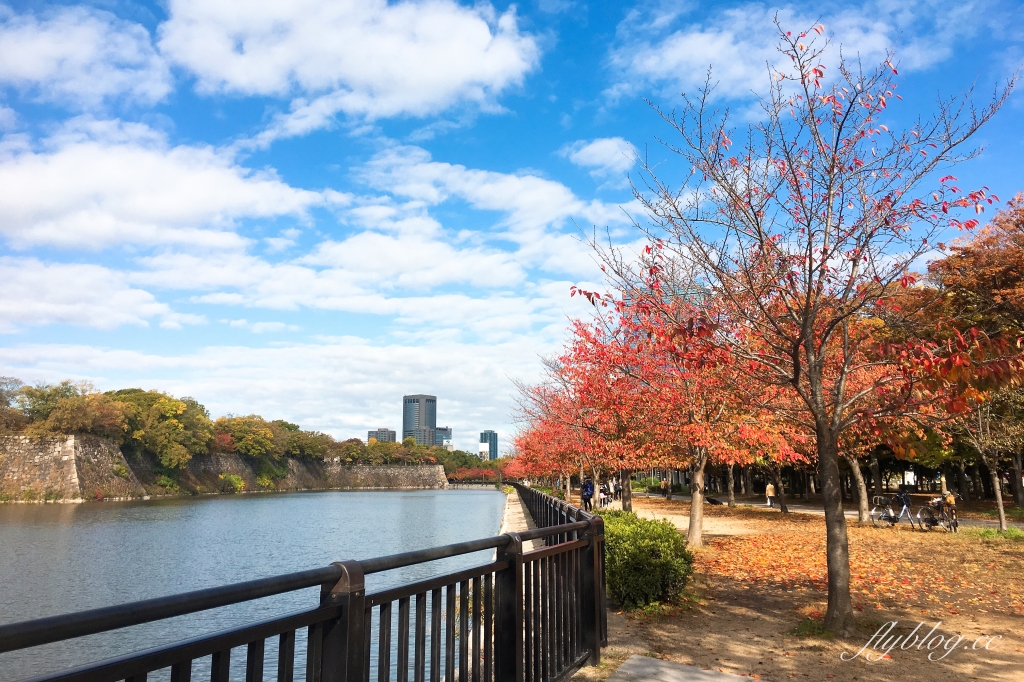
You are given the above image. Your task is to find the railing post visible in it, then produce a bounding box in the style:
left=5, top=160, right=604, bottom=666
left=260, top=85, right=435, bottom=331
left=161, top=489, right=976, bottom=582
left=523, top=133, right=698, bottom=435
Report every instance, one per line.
left=494, top=532, right=524, bottom=682
left=580, top=516, right=604, bottom=666
left=320, top=560, right=366, bottom=682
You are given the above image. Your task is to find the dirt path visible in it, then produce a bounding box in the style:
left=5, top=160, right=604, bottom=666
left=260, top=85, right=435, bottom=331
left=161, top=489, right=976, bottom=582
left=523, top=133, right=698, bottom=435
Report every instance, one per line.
left=579, top=497, right=1024, bottom=682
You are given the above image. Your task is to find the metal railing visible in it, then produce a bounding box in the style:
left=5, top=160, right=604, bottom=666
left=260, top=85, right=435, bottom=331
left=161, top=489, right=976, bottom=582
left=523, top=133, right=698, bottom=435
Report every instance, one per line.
left=510, top=485, right=607, bottom=653
left=0, top=488, right=605, bottom=682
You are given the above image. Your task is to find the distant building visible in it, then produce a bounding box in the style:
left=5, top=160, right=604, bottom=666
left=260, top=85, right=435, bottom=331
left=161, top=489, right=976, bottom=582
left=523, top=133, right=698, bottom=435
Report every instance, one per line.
left=367, top=428, right=396, bottom=443
left=403, top=394, right=437, bottom=445
left=443, top=439, right=455, bottom=452
left=400, top=395, right=454, bottom=448
left=480, top=430, right=498, bottom=460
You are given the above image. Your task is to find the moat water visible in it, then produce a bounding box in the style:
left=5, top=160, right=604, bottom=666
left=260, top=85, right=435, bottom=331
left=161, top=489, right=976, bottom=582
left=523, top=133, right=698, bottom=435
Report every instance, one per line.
left=0, top=489, right=506, bottom=682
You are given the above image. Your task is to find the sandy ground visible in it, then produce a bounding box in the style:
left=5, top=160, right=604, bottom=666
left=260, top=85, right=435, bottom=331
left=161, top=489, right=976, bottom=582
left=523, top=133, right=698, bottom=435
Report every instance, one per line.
left=571, top=496, right=1024, bottom=682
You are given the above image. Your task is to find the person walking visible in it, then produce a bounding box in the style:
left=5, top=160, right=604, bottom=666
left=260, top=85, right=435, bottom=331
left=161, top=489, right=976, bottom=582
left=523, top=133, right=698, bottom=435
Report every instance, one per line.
left=613, top=479, right=622, bottom=501
left=581, top=478, right=594, bottom=511
left=765, top=481, right=776, bottom=509
left=660, top=478, right=668, bottom=498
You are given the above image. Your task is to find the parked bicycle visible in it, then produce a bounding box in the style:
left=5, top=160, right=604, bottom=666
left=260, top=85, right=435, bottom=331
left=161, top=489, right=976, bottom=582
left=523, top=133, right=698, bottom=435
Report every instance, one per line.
left=870, top=490, right=917, bottom=528
left=917, top=492, right=961, bottom=532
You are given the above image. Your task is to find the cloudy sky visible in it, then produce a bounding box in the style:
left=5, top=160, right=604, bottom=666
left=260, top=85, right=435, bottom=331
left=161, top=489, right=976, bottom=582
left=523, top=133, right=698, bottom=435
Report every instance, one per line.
left=1, top=0, right=1022, bottom=450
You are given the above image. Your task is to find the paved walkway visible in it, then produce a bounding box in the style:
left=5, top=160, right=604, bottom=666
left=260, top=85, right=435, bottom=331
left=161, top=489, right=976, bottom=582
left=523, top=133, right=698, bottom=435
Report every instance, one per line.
left=607, top=655, right=765, bottom=682
left=498, top=489, right=545, bottom=552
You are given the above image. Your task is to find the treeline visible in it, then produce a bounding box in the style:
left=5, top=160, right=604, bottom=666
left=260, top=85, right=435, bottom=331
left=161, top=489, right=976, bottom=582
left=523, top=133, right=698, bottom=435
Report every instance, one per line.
left=0, top=378, right=498, bottom=475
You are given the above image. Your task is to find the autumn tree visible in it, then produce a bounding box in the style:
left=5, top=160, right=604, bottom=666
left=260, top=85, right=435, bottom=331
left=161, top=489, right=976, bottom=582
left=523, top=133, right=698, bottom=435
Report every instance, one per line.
left=929, top=196, right=1024, bottom=512
left=110, top=389, right=214, bottom=468
left=598, top=22, right=1013, bottom=633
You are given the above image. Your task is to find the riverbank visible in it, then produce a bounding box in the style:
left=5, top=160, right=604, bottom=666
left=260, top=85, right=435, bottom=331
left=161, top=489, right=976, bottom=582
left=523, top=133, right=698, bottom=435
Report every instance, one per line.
left=0, top=434, right=448, bottom=502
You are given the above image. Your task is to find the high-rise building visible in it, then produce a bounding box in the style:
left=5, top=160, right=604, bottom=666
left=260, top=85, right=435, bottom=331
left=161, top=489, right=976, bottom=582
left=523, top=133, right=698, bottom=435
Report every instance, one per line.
left=400, top=395, right=452, bottom=448
left=367, top=428, right=396, bottom=443
left=403, top=394, right=437, bottom=445
left=480, top=430, right=498, bottom=460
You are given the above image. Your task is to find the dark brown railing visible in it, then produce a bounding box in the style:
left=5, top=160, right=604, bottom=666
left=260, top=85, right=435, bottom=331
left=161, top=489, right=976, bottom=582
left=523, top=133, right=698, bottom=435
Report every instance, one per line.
left=0, top=486, right=604, bottom=682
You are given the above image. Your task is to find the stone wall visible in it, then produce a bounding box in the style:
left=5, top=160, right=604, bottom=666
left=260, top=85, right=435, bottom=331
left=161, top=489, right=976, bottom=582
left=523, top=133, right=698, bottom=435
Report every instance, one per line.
left=2, top=435, right=447, bottom=502
left=0, top=435, right=146, bottom=502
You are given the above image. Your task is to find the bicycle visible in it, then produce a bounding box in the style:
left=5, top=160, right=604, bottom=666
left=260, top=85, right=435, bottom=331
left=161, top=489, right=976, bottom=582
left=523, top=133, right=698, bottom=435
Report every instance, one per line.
left=917, top=492, right=961, bottom=532
left=870, top=491, right=917, bottom=529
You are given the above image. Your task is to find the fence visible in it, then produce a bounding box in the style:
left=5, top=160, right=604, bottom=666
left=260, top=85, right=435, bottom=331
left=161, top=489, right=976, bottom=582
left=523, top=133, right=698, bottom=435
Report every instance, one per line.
left=0, top=486, right=604, bottom=682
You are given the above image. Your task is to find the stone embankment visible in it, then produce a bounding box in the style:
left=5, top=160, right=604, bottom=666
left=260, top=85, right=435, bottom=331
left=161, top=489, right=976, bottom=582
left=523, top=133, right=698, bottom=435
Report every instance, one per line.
left=0, top=435, right=448, bottom=502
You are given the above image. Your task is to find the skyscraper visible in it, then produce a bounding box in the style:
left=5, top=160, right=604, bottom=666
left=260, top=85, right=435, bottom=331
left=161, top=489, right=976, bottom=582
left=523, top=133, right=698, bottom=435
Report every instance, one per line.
left=403, top=394, right=437, bottom=445
left=480, top=430, right=498, bottom=460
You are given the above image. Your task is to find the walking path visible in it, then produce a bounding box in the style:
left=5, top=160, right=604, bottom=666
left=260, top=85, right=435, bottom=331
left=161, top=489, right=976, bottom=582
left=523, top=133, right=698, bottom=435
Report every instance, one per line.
left=608, top=655, right=764, bottom=682
left=633, top=491, right=1024, bottom=530
left=498, top=489, right=545, bottom=551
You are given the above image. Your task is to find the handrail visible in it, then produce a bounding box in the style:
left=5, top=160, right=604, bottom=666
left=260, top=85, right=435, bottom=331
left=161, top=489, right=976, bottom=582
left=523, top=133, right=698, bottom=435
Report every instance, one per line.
left=1, top=488, right=608, bottom=682
left=0, top=522, right=581, bottom=655
left=0, top=566, right=340, bottom=655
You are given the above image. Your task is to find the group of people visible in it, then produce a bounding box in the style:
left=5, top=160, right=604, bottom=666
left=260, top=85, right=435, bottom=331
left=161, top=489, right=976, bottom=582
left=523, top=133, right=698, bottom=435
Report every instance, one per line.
left=580, top=477, right=622, bottom=511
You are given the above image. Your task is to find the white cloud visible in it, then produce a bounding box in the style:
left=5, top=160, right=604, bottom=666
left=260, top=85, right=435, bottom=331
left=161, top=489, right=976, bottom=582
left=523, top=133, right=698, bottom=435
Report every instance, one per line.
left=607, top=1, right=983, bottom=103
left=0, top=5, right=171, bottom=106
left=0, top=118, right=327, bottom=249
left=361, top=145, right=631, bottom=233
left=227, top=319, right=300, bottom=333
left=358, top=145, right=638, bottom=276
left=159, top=0, right=540, bottom=142
left=560, top=137, right=636, bottom=177
left=0, top=257, right=202, bottom=332
left=299, top=232, right=526, bottom=289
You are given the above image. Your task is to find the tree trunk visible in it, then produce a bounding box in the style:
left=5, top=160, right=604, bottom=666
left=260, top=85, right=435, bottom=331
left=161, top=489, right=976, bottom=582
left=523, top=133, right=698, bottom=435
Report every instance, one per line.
left=809, top=473, right=816, bottom=495
left=955, top=461, right=969, bottom=501
left=740, top=466, right=748, bottom=495
left=845, top=454, right=871, bottom=524
left=869, top=450, right=882, bottom=498
left=666, top=468, right=674, bottom=501
left=727, top=462, right=736, bottom=507
left=981, top=454, right=1008, bottom=532
left=817, top=426, right=855, bottom=636
left=940, top=463, right=949, bottom=495
left=687, top=452, right=708, bottom=548
left=1012, top=453, right=1024, bottom=510
left=620, top=469, right=633, bottom=512
left=766, top=464, right=789, bottom=513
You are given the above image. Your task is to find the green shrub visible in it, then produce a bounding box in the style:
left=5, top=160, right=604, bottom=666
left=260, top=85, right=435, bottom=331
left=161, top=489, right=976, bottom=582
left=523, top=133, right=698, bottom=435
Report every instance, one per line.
left=256, top=475, right=275, bottom=490
left=113, top=463, right=130, bottom=479
left=597, top=510, right=693, bottom=609
left=0, top=492, right=9, bottom=502
left=218, top=473, right=246, bottom=493
left=155, top=475, right=180, bottom=492
left=501, top=485, right=514, bottom=495
left=645, top=483, right=688, bottom=495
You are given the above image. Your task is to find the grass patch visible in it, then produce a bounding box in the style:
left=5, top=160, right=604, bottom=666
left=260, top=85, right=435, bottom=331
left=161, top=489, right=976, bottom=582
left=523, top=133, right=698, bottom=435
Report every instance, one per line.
left=983, top=506, right=1024, bottom=521
left=959, top=525, right=1024, bottom=541
left=789, top=618, right=834, bottom=639
left=963, top=525, right=1024, bottom=541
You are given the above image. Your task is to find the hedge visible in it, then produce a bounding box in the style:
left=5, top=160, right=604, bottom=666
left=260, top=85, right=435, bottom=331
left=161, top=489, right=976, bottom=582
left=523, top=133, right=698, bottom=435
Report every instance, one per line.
left=597, top=510, right=693, bottom=609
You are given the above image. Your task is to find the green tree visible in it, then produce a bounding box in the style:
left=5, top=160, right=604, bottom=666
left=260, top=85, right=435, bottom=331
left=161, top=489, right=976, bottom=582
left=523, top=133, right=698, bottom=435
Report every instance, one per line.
left=214, top=415, right=276, bottom=458
left=108, top=389, right=214, bottom=468
left=17, top=380, right=82, bottom=422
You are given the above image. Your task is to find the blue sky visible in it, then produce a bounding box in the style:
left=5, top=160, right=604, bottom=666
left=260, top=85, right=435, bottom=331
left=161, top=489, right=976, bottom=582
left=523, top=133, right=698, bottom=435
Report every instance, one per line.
left=1, top=0, right=1023, bottom=451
